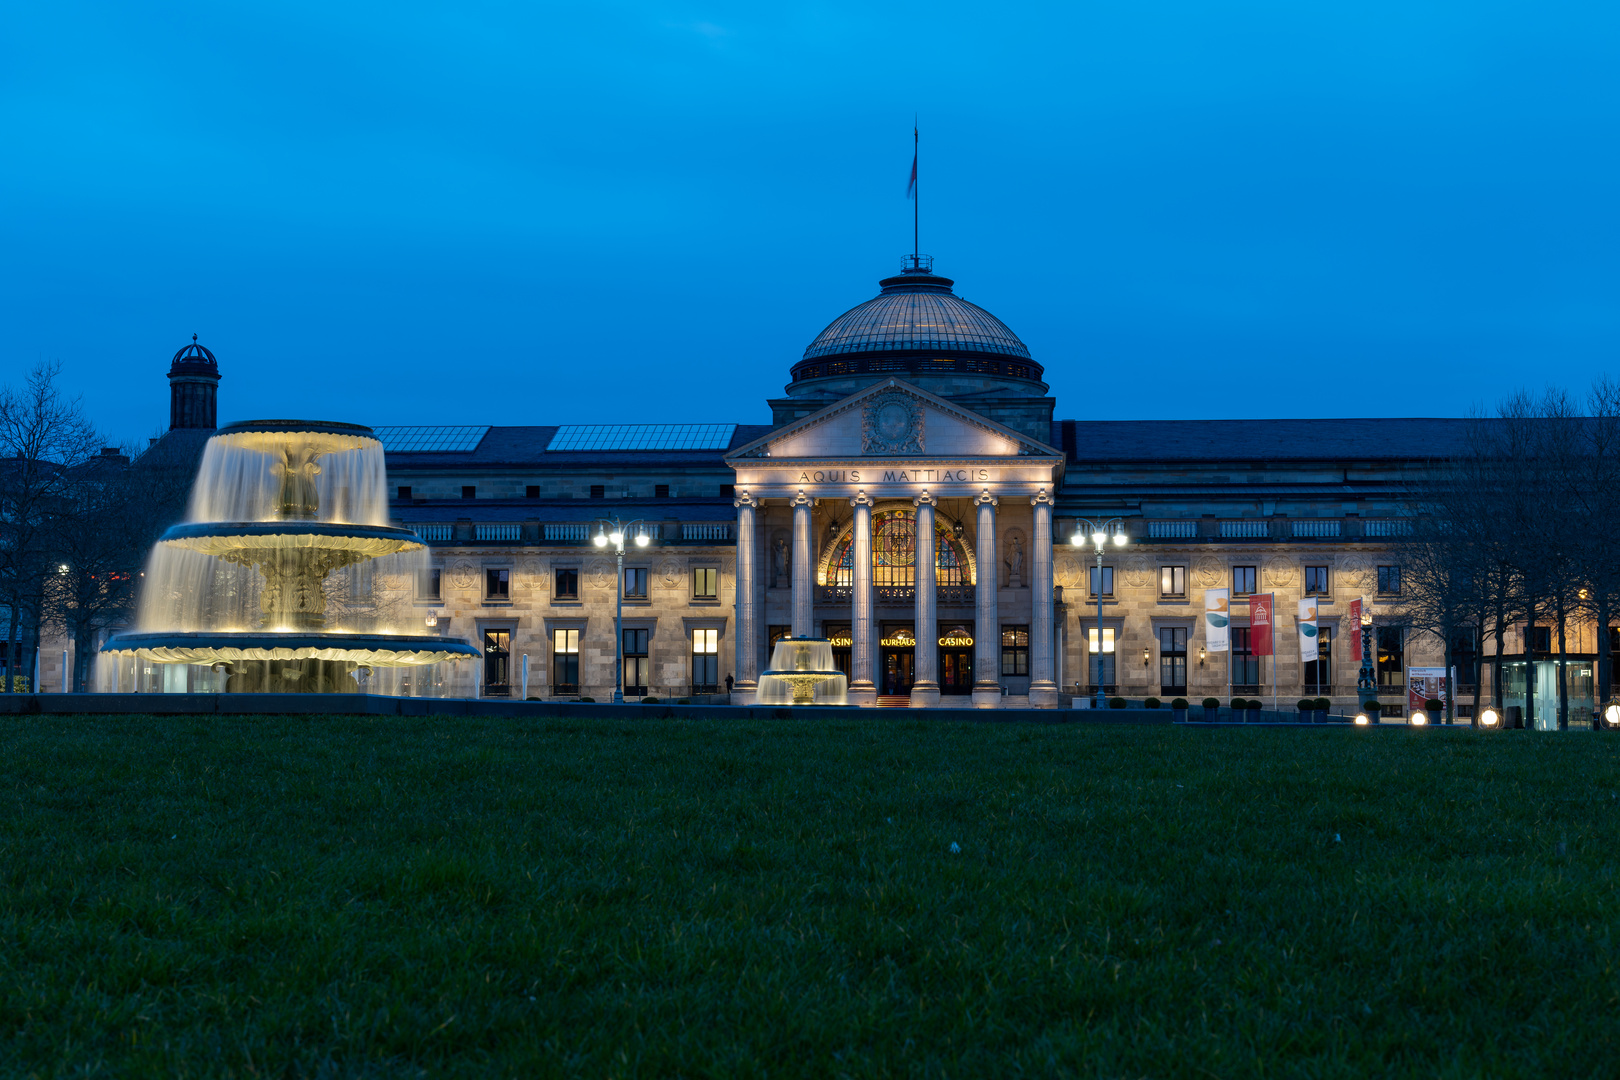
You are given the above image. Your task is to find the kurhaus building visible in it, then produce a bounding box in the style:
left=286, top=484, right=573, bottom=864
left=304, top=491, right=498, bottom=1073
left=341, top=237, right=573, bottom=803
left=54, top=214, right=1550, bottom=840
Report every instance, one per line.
left=78, top=254, right=1495, bottom=712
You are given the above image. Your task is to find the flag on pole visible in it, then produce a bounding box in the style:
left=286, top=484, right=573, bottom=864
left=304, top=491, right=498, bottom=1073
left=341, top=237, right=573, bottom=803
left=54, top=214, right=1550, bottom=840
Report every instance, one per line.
left=1347, top=598, right=1363, bottom=662
left=906, top=129, right=917, bottom=199
left=1298, top=597, right=1319, bottom=663
left=1251, top=593, right=1275, bottom=656
left=1204, top=588, right=1230, bottom=652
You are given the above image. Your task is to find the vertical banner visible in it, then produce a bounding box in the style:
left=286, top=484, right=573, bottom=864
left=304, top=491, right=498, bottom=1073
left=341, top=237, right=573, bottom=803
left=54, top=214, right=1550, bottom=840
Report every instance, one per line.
left=1250, top=593, right=1275, bottom=656
left=1204, top=588, right=1230, bottom=652
left=1347, top=598, right=1363, bottom=662
left=1298, top=597, right=1319, bottom=663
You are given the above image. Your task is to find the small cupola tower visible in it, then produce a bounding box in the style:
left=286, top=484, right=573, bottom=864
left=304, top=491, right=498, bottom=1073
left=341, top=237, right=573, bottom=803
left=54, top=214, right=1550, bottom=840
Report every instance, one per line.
left=167, top=334, right=220, bottom=430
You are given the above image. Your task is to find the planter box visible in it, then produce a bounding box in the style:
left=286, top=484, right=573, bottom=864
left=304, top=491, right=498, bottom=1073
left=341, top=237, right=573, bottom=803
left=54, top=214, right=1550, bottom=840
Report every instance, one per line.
left=1172, top=708, right=1187, bottom=723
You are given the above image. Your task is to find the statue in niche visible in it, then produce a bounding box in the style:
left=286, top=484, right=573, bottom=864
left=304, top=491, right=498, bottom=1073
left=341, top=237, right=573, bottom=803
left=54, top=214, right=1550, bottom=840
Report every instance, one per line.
left=1007, top=534, right=1025, bottom=588
left=772, top=536, right=790, bottom=588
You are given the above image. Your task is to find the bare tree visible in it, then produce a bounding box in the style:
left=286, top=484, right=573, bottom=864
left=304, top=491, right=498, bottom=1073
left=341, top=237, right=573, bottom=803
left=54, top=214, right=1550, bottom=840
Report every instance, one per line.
left=0, top=362, right=102, bottom=692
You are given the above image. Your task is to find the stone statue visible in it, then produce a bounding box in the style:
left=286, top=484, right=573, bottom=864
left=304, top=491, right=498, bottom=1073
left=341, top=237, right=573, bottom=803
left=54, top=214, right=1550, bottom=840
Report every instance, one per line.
left=1007, top=535, right=1025, bottom=588
left=772, top=536, right=789, bottom=588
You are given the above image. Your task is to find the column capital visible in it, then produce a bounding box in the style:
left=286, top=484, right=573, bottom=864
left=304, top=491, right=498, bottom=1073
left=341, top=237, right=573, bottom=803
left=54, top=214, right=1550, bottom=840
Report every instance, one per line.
left=1030, top=487, right=1054, bottom=507
left=790, top=489, right=814, bottom=508
left=733, top=490, right=759, bottom=509
left=912, top=490, right=938, bottom=508
left=974, top=488, right=998, bottom=508
left=850, top=489, right=875, bottom=509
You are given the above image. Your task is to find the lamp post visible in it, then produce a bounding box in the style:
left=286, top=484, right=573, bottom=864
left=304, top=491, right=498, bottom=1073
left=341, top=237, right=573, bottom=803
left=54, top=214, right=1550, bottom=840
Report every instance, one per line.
left=593, top=517, right=654, bottom=704
left=1069, top=516, right=1128, bottom=709
left=1357, top=601, right=1376, bottom=714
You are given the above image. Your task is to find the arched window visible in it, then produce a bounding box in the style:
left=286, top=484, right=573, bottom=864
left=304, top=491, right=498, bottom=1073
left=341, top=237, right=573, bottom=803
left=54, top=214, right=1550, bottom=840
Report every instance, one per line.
left=828, top=510, right=969, bottom=587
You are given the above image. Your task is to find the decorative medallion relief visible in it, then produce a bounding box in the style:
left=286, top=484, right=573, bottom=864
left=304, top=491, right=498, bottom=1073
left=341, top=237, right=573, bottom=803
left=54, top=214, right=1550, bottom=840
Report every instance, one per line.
left=450, top=561, right=476, bottom=591
left=1263, top=556, right=1296, bottom=589
left=861, top=391, right=924, bottom=455
left=1055, top=555, right=1081, bottom=590
left=1123, top=556, right=1152, bottom=590
left=587, top=559, right=612, bottom=588
left=1195, top=556, right=1224, bottom=588
left=1338, top=555, right=1370, bottom=591
left=659, top=557, right=682, bottom=588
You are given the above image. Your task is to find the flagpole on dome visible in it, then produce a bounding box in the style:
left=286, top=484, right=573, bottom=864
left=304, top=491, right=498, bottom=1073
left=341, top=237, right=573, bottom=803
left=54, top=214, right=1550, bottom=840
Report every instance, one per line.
left=907, top=119, right=920, bottom=270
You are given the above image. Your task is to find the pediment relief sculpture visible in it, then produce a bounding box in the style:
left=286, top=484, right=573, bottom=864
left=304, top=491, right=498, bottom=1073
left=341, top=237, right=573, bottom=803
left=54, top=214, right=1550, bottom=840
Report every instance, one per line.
left=861, top=391, right=924, bottom=455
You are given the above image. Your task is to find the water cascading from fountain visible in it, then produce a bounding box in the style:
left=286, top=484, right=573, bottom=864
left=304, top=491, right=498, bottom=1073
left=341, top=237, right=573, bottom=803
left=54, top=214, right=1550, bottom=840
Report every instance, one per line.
left=102, top=420, right=479, bottom=693
left=755, top=637, right=848, bottom=705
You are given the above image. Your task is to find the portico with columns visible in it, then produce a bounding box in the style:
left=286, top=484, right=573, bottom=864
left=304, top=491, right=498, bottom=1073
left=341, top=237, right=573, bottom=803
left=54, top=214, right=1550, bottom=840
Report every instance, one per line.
left=726, top=378, right=1065, bottom=708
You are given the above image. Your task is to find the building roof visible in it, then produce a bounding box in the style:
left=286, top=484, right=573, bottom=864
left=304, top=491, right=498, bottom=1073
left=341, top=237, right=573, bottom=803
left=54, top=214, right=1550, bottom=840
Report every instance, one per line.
left=382, top=424, right=773, bottom=468
left=1053, top=418, right=1477, bottom=463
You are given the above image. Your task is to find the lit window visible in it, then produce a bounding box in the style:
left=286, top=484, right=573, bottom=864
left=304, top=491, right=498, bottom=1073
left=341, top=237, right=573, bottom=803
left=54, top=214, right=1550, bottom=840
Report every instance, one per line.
left=1159, top=565, right=1185, bottom=598
left=692, top=627, right=719, bottom=692
left=1001, top=626, right=1029, bottom=676
left=552, top=629, right=580, bottom=694
left=623, top=629, right=649, bottom=695
left=693, top=567, right=717, bottom=600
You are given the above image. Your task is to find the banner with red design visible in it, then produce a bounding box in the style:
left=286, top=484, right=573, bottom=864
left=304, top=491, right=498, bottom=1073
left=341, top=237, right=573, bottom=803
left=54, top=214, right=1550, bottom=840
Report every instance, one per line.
left=1250, top=593, right=1274, bottom=656
left=1347, top=598, right=1363, bottom=662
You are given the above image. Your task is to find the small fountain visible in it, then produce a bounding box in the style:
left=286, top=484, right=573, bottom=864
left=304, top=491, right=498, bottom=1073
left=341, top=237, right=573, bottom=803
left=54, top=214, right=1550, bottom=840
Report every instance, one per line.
left=102, top=420, right=479, bottom=693
left=755, top=637, right=848, bottom=705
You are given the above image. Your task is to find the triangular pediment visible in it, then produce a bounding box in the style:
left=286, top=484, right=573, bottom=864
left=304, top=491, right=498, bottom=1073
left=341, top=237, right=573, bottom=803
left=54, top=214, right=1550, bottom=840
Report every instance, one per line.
left=726, top=378, right=1061, bottom=464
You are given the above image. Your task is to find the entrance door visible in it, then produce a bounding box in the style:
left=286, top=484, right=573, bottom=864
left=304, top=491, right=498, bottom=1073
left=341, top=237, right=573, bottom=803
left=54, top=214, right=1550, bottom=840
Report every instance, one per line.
left=483, top=630, right=511, bottom=696
left=940, top=649, right=974, bottom=693
left=882, top=649, right=914, bottom=695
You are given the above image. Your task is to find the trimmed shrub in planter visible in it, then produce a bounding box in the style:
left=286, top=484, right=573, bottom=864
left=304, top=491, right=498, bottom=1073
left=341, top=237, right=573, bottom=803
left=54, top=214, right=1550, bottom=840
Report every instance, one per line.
left=1144, top=697, right=1162, bottom=709
left=1202, top=697, right=1221, bottom=722
left=1246, top=700, right=1264, bottom=720
left=1109, top=696, right=1128, bottom=709
left=642, top=697, right=660, bottom=704
left=578, top=696, right=595, bottom=703
left=676, top=697, right=692, bottom=705
left=1170, top=697, right=1188, bottom=721
left=1424, top=697, right=1444, bottom=722
left=1171, top=698, right=1189, bottom=710
left=1297, top=698, right=1316, bottom=712
left=1230, top=697, right=1247, bottom=711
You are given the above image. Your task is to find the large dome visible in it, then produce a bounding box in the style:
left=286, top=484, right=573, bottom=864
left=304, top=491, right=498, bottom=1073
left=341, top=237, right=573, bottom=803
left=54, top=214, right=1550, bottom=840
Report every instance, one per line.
left=788, top=259, right=1043, bottom=392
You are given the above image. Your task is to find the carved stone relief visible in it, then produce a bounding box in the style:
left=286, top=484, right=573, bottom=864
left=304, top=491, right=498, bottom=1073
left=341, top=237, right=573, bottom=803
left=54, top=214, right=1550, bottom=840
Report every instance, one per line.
left=770, top=531, right=790, bottom=588
left=1123, top=556, right=1152, bottom=590
left=587, top=559, right=612, bottom=589
left=1338, top=555, right=1370, bottom=591
left=1003, top=529, right=1026, bottom=588
left=450, top=561, right=476, bottom=591
left=1263, top=556, right=1296, bottom=588
left=658, top=557, right=682, bottom=588
left=1055, top=554, right=1081, bottom=590
left=861, top=391, right=925, bottom=455
left=1195, top=556, right=1224, bottom=588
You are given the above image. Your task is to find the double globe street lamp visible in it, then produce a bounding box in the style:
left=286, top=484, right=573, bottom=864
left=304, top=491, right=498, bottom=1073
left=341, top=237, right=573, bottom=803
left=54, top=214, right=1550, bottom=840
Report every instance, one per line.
left=594, top=517, right=654, bottom=704
left=1070, top=517, right=1129, bottom=710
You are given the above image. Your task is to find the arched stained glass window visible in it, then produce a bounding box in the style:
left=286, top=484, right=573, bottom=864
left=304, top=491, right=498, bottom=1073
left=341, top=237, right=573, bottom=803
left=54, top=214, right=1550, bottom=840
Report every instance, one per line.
left=829, top=510, right=969, bottom=588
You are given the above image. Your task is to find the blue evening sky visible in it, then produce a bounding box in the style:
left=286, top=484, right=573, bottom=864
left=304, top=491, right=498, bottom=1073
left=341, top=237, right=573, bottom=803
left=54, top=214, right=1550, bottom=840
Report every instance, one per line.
left=3, top=2, right=1617, bottom=445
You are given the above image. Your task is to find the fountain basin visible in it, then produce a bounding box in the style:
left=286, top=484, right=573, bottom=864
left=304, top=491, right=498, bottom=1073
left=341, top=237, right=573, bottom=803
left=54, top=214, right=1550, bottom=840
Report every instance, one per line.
left=160, top=521, right=424, bottom=560
left=101, top=630, right=480, bottom=666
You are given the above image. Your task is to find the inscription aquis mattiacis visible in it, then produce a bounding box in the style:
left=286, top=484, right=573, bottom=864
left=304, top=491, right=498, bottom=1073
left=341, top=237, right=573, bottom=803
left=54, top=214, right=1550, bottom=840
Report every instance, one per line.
left=790, top=467, right=994, bottom=484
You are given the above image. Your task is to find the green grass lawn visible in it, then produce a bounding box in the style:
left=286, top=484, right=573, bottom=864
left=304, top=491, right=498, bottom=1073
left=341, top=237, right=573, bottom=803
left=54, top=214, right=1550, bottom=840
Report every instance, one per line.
left=1, top=716, right=1617, bottom=1078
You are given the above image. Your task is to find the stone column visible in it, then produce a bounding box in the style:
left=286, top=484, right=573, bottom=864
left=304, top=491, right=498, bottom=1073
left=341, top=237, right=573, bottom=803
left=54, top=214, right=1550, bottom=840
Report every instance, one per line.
left=972, top=490, right=1001, bottom=709
left=1029, top=488, right=1059, bottom=708
left=849, top=491, right=877, bottom=706
left=911, top=491, right=940, bottom=707
left=790, top=490, right=814, bottom=638
left=732, top=492, right=759, bottom=703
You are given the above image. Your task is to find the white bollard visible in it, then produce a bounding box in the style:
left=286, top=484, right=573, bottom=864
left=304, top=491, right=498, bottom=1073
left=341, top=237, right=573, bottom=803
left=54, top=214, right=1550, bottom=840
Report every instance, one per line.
left=521, top=654, right=530, bottom=700
left=62, top=649, right=68, bottom=693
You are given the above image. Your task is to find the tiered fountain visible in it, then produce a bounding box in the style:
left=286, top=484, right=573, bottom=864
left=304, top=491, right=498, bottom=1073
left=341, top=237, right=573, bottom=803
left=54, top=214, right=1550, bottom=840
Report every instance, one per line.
left=755, top=637, right=848, bottom=705
left=102, top=420, right=478, bottom=693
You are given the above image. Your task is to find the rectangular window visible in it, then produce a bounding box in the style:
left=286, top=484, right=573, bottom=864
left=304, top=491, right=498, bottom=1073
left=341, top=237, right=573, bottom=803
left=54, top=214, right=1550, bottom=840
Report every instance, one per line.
left=554, top=567, right=579, bottom=601
left=1233, top=566, right=1257, bottom=596
left=552, top=628, right=580, bottom=694
left=1377, top=625, right=1404, bottom=688
left=1304, top=625, right=1333, bottom=694
left=693, top=567, right=717, bottom=600
left=417, top=567, right=441, bottom=600
left=1530, top=625, right=1551, bottom=653
left=692, top=627, right=719, bottom=692
left=1088, top=566, right=1114, bottom=597
left=462, top=485, right=476, bottom=499
left=1451, top=629, right=1481, bottom=692
left=623, top=629, right=650, bottom=696
left=1088, top=627, right=1116, bottom=691
left=590, top=484, right=606, bottom=499
left=768, top=625, right=791, bottom=648
left=1304, top=565, right=1330, bottom=596
left=1232, top=627, right=1260, bottom=690
left=1001, top=626, right=1029, bottom=676
left=624, top=567, right=648, bottom=599
left=1377, top=566, right=1401, bottom=595
left=485, top=568, right=509, bottom=601
left=1159, top=626, right=1187, bottom=695
left=1159, top=565, right=1186, bottom=598
left=526, top=485, right=540, bottom=499
left=655, top=484, right=670, bottom=499
left=397, top=486, right=411, bottom=501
